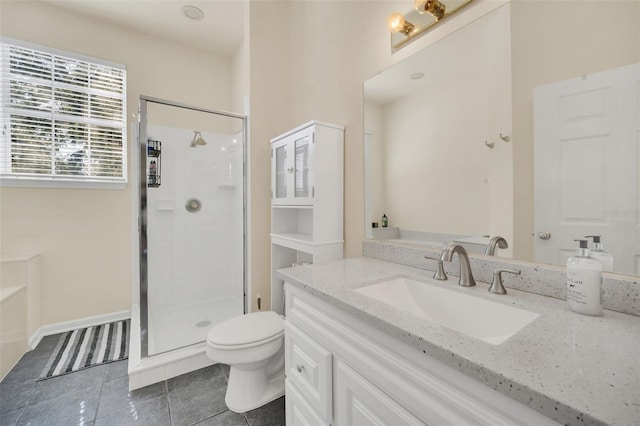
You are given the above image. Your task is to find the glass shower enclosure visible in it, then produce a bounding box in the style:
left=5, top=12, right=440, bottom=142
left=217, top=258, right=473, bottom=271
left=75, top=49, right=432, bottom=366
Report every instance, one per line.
left=138, top=96, right=245, bottom=357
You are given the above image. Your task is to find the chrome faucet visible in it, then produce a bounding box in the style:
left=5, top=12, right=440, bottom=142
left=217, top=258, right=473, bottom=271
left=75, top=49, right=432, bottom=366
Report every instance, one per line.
left=440, top=243, right=476, bottom=287
left=485, top=236, right=508, bottom=256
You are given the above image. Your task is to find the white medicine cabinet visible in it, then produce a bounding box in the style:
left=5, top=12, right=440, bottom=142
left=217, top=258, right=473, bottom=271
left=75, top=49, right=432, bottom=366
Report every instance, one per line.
left=270, top=121, right=344, bottom=314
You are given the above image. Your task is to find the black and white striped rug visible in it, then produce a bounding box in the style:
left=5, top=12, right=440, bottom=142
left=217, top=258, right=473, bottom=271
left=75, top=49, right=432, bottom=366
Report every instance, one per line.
left=38, top=319, right=130, bottom=380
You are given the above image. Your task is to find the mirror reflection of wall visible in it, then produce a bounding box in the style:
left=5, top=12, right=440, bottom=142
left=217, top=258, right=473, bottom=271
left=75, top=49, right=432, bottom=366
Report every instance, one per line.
left=364, top=4, right=513, bottom=256
left=363, top=1, right=640, bottom=276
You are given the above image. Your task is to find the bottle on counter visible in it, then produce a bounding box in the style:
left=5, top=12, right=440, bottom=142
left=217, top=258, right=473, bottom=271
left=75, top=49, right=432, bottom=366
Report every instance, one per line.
left=584, top=235, right=614, bottom=272
left=566, top=239, right=602, bottom=316
left=381, top=214, right=388, bottom=228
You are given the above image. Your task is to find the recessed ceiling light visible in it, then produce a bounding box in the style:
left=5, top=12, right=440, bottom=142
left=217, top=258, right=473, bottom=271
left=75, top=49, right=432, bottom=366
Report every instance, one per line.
left=182, top=5, right=205, bottom=21
left=410, top=72, right=425, bottom=80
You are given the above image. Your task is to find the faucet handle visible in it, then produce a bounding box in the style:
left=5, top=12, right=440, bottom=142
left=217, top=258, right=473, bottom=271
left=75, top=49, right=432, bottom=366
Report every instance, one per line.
left=489, top=268, right=521, bottom=295
left=424, top=256, right=448, bottom=281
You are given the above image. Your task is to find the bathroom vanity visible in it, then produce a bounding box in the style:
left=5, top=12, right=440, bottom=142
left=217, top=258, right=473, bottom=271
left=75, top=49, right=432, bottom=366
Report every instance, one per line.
left=278, top=243, right=640, bottom=426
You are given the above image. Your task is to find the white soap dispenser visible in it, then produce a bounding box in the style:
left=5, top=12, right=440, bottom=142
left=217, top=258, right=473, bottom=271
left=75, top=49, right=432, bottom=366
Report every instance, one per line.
left=585, top=235, right=614, bottom=272
left=566, top=239, right=603, bottom=316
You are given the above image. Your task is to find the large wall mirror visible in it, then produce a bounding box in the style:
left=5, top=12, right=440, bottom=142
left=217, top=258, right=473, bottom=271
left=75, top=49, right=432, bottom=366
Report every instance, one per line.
left=364, top=1, right=639, bottom=277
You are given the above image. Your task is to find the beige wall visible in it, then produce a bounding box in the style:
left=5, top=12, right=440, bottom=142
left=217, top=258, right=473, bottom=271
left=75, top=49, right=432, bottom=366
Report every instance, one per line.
left=0, top=1, right=234, bottom=325
left=380, top=77, right=492, bottom=235
left=246, top=1, right=290, bottom=311
left=510, top=0, right=640, bottom=260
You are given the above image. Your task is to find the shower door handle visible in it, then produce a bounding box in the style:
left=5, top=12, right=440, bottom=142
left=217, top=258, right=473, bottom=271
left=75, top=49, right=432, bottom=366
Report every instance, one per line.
left=287, top=167, right=294, bottom=173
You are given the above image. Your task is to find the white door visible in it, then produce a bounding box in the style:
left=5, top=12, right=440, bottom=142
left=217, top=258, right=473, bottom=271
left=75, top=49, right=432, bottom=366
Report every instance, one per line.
left=534, top=63, right=639, bottom=274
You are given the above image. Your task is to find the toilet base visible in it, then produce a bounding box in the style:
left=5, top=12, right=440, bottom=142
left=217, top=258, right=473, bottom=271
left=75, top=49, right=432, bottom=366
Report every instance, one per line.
left=225, top=369, right=285, bottom=413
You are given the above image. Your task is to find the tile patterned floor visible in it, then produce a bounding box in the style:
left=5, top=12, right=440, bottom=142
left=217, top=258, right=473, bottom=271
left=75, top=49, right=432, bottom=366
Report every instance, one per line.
left=0, top=334, right=285, bottom=426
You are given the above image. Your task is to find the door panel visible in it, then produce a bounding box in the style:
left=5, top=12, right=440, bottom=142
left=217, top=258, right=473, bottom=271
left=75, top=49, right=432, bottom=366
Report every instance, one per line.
left=334, top=361, right=422, bottom=426
left=534, top=63, right=639, bottom=274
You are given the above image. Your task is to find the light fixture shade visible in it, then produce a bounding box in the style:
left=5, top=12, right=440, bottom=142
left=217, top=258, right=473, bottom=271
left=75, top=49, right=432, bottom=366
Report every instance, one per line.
left=387, top=12, right=415, bottom=35
left=387, top=12, right=406, bottom=32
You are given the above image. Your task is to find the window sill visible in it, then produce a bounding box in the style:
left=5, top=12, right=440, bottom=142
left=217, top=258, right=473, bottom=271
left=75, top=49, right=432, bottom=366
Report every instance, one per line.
left=0, top=178, right=127, bottom=190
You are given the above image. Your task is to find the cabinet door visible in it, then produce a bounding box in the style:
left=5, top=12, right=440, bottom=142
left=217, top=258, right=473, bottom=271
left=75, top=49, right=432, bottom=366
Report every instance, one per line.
left=292, top=128, right=313, bottom=203
left=272, top=137, right=290, bottom=203
left=286, top=380, right=330, bottom=426
left=271, top=127, right=314, bottom=205
left=335, top=360, right=423, bottom=426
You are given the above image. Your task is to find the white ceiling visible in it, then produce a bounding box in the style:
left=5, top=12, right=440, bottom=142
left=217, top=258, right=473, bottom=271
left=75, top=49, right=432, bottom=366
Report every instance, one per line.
left=40, top=0, right=245, bottom=57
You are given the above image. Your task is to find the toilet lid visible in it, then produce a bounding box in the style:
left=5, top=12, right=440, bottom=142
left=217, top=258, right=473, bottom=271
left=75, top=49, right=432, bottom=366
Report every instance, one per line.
left=207, top=311, right=284, bottom=346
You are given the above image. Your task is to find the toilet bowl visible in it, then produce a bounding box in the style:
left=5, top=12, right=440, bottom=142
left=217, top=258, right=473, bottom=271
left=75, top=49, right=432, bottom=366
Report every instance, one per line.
left=206, top=311, right=285, bottom=413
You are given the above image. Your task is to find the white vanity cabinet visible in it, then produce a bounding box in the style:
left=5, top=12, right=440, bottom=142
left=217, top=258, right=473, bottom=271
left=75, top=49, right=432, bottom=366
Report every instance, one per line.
left=270, top=121, right=344, bottom=314
left=284, top=284, right=560, bottom=426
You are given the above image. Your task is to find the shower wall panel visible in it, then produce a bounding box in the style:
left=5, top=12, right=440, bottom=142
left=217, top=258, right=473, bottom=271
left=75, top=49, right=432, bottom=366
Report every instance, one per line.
left=144, top=124, right=244, bottom=355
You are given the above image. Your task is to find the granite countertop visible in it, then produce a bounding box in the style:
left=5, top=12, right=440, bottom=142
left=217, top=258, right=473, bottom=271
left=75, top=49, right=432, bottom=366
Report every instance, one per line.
left=276, top=256, right=640, bottom=426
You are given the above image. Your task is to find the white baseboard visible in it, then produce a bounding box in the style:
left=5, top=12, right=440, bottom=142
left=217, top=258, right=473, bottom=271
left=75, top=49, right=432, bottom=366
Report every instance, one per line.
left=29, top=310, right=131, bottom=350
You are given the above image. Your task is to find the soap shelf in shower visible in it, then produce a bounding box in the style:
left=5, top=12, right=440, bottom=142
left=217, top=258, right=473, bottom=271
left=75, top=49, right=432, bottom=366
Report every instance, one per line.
left=147, top=139, right=161, bottom=188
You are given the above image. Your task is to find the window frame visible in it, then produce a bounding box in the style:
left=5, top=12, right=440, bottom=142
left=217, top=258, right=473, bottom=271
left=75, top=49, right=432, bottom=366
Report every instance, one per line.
left=0, top=37, right=127, bottom=189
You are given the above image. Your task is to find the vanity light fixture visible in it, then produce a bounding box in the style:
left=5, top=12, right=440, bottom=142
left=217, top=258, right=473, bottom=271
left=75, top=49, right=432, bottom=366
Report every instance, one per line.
left=388, top=0, right=473, bottom=52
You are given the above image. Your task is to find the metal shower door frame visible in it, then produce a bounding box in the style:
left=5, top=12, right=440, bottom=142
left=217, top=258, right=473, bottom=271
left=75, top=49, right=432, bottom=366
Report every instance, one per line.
left=137, top=95, right=247, bottom=358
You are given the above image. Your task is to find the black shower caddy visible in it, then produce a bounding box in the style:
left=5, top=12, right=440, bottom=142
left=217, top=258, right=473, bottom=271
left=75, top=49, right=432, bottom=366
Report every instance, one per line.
left=147, top=139, right=161, bottom=188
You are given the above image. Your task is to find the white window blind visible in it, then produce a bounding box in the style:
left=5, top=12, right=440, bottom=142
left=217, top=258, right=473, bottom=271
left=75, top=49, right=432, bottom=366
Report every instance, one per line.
left=0, top=38, right=127, bottom=187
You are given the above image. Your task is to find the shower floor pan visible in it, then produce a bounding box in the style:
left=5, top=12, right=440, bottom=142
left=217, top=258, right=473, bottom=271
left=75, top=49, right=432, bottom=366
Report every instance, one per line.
left=128, top=296, right=243, bottom=391
left=148, top=296, right=242, bottom=356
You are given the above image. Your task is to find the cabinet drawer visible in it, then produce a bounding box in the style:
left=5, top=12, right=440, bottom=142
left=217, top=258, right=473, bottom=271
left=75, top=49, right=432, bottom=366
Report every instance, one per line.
left=285, top=321, right=332, bottom=423
left=286, top=380, right=329, bottom=426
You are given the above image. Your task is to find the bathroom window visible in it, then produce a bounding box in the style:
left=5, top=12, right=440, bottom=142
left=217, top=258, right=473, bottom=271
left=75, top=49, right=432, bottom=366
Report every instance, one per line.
left=0, top=37, right=127, bottom=188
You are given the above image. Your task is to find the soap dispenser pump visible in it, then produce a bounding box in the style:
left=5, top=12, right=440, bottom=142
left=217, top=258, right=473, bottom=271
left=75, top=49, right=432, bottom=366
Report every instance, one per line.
left=566, top=239, right=602, bottom=316
left=584, top=235, right=614, bottom=272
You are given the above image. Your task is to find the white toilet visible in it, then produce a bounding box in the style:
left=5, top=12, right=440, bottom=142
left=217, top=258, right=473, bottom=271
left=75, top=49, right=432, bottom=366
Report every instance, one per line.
left=206, top=311, right=285, bottom=413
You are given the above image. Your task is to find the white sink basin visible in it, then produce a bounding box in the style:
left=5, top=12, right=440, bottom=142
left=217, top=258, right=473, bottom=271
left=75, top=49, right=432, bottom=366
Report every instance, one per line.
left=354, top=276, right=539, bottom=345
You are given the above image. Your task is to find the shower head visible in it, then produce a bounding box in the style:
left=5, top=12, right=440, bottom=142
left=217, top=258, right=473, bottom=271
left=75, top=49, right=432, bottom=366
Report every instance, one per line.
left=190, top=131, right=207, bottom=147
